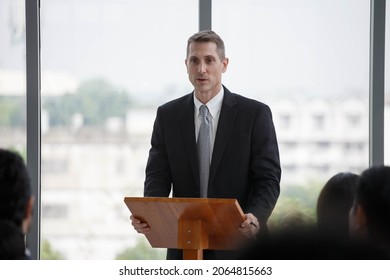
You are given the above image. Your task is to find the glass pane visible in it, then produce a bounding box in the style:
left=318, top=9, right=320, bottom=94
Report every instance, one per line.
left=41, top=0, right=197, bottom=259
left=0, top=0, right=26, bottom=155
left=213, top=0, right=370, bottom=226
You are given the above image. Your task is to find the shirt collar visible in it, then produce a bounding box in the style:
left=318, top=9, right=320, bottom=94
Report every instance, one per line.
left=194, top=87, right=224, bottom=119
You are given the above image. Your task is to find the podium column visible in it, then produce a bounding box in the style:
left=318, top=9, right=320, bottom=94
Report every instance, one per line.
left=178, top=219, right=209, bottom=260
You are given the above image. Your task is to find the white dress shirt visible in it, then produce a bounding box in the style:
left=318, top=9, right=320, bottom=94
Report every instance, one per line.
left=194, top=87, right=224, bottom=159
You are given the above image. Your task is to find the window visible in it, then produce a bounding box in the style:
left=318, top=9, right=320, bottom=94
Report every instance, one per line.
left=279, top=114, right=292, bottom=129
left=42, top=204, right=68, bottom=219
left=18, top=0, right=387, bottom=260
left=42, top=160, right=69, bottom=174
left=346, top=114, right=362, bottom=127
left=213, top=0, right=370, bottom=227
left=312, top=114, right=325, bottom=130
left=40, top=0, right=197, bottom=260
left=0, top=0, right=26, bottom=154
left=213, top=0, right=370, bottom=188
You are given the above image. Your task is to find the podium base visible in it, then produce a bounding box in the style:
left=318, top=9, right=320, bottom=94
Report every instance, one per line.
left=183, top=249, right=203, bottom=260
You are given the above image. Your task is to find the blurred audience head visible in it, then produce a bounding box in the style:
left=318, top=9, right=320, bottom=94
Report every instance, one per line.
left=349, top=165, right=390, bottom=248
left=242, top=168, right=390, bottom=260
left=0, top=220, right=26, bottom=259
left=317, top=172, right=359, bottom=239
left=0, top=148, right=34, bottom=259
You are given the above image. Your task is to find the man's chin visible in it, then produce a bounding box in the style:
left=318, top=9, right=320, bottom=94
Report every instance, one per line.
left=194, top=83, right=210, bottom=92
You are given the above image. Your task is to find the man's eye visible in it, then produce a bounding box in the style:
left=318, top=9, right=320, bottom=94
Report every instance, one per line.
left=206, top=58, right=214, bottom=63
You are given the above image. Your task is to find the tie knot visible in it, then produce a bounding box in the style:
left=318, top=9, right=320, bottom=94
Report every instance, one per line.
left=199, top=105, right=209, bottom=118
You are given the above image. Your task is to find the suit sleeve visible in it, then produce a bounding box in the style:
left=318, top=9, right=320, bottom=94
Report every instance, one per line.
left=247, top=105, right=281, bottom=226
left=144, top=106, right=172, bottom=197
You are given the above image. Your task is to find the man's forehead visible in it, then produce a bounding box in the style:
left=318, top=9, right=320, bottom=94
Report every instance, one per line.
left=188, top=42, right=219, bottom=57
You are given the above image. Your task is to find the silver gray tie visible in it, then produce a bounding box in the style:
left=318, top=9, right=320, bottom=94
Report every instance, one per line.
left=197, top=105, right=210, bottom=198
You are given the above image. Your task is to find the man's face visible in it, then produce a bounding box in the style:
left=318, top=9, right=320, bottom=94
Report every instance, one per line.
left=185, top=41, right=228, bottom=100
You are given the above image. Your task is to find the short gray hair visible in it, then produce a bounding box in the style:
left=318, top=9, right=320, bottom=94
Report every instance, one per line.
left=186, top=30, right=226, bottom=60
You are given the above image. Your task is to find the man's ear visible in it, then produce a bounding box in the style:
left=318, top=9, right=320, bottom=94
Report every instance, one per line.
left=22, top=196, right=35, bottom=235
left=185, top=59, right=189, bottom=73
left=222, top=57, right=229, bottom=73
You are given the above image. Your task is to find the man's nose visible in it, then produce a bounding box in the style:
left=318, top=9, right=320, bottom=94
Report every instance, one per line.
left=197, top=62, right=206, bottom=74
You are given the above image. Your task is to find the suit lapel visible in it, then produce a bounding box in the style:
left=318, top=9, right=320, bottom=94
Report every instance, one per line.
left=179, top=93, right=200, bottom=188
left=209, top=87, right=238, bottom=185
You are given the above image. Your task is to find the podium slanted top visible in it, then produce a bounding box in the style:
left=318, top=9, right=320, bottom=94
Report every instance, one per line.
left=124, top=197, right=246, bottom=250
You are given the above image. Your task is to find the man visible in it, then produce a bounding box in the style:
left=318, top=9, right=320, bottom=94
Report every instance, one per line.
left=349, top=165, right=390, bottom=255
left=131, top=30, right=281, bottom=259
left=0, top=149, right=34, bottom=259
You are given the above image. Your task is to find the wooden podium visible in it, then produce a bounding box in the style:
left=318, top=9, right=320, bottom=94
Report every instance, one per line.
left=124, top=197, right=246, bottom=260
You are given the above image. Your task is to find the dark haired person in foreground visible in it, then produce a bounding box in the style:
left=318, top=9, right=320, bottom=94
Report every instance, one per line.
left=349, top=165, right=390, bottom=256
left=317, top=172, right=359, bottom=240
left=0, top=149, right=34, bottom=259
left=130, top=30, right=281, bottom=260
left=242, top=168, right=390, bottom=260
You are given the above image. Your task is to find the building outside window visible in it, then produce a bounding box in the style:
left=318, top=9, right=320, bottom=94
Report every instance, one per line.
left=213, top=0, right=370, bottom=227
left=0, top=0, right=26, bottom=155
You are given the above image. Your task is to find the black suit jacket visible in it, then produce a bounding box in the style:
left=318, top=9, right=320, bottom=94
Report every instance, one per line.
left=144, top=86, right=281, bottom=259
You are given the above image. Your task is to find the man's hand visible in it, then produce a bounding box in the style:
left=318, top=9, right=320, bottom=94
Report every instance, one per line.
left=130, top=215, right=150, bottom=234
left=239, top=213, right=260, bottom=238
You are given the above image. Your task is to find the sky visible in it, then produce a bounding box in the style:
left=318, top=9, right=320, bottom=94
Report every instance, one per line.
left=0, top=0, right=386, bottom=102
left=37, top=0, right=372, bottom=101
left=214, top=0, right=370, bottom=98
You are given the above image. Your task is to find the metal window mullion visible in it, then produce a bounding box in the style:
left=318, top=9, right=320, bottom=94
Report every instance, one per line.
left=25, top=0, right=41, bottom=260
left=369, top=0, right=386, bottom=166
left=199, top=0, right=212, bottom=31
